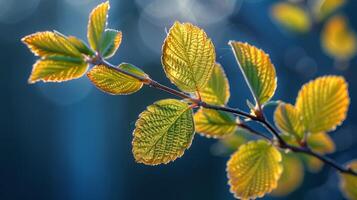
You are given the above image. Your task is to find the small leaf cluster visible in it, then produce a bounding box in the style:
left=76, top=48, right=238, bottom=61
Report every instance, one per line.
left=22, top=1, right=357, bottom=200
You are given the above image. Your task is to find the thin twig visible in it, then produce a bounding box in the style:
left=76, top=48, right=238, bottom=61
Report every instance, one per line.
left=91, top=57, right=357, bottom=177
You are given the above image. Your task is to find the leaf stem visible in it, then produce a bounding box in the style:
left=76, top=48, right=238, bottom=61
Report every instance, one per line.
left=91, top=57, right=357, bottom=177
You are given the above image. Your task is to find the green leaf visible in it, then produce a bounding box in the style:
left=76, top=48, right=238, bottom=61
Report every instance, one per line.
left=87, top=1, right=109, bottom=51
left=87, top=63, right=148, bottom=95
left=194, top=108, right=236, bottom=138
left=339, top=160, right=357, bottom=200
left=200, top=63, right=230, bottom=105
left=229, top=41, right=277, bottom=106
left=271, top=153, right=304, bottom=196
left=227, top=140, right=283, bottom=199
left=274, top=103, right=304, bottom=140
left=100, top=29, right=122, bottom=58
left=28, top=57, right=88, bottom=83
left=295, top=76, right=350, bottom=133
left=132, top=99, right=195, bottom=165
left=270, top=2, right=311, bottom=33
left=67, top=36, right=95, bottom=56
left=22, top=31, right=82, bottom=58
left=162, top=21, right=215, bottom=93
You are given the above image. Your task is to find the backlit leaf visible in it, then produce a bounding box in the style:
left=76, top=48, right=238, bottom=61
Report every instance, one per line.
left=67, top=36, right=94, bottom=56
left=28, top=57, right=88, bottom=83
left=313, top=0, right=346, bottom=21
left=271, top=153, right=304, bottom=196
left=321, top=15, right=357, bottom=60
left=295, top=76, right=350, bottom=133
left=87, top=1, right=109, bottom=51
left=22, top=31, right=82, bottom=58
left=162, top=21, right=215, bottom=93
left=100, top=29, right=122, bottom=58
left=200, top=63, right=230, bottom=105
left=339, top=160, right=357, bottom=200
left=132, top=99, right=195, bottom=165
left=87, top=63, right=148, bottom=95
left=229, top=41, right=277, bottom=106
left=227, top=140, right=283, bottom=199
left=270, top=2, right=311, bottom=33
left=274, top=103, right=304, bottom=140
left=194, top=108, right=236, bottom=138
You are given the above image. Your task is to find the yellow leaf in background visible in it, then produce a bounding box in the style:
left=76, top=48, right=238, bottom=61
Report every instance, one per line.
left=295, top=76, right=350, bottom=133
left=87, top=63, right=147, bottom=95
left=274, top=103, right=304, bottom=140
left=339, top=160, right=357, bottom=200
left=229, top=41, right=277, bottom=106
left=194, top=108, right=237, bottom=138
left=313, top=0, right=346, bottom=21
left=88, top=1, right=109, bottom=51
left=200, top=63, right=230, bottom=106
left=132, top=99, right=195, bottom=165
left=67, top=36, right=94, bottom=56
left=321, top=15, right=357, bottom=61
left=308, top=132, right=335, bottom=154
left=162, top=21, right=215, bottom=93
left=28, top=57, right=88, bottom=83
left=271, top=153, right=304, bottom=196
left=100, top=29, right=122, bottom=58
left=227, top=140, right=282, bottom=199
left=305, top=157, right=324, bottom=173
left=304, top=132, right=335, bottom=172
left=220, top=132, right=247, bottom=151
left=22, top=31, right=82, bottom=58
left=270, top=2, right=311, bottom=33
left=211, top=134, right=247, bottom=157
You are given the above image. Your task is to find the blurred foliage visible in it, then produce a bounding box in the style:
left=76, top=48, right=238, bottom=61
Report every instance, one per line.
left=21, top=1, right=357, bottom=200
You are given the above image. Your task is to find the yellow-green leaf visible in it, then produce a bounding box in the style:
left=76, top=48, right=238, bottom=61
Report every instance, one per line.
left=67, top=36, right=94, bottom=56
left=200, top=63, right=230, bottom=105
left=305, top=157, right=324, bottom=173
left=227, top=140, right=283, bottom=199
left=28, top=57, right=88, bottom=83
left=295, top=76, right=350, bottom=133
left=272, top=153, right=304, bottom=196
left=22, top=31, right=82, bottom=58
left=321, top=15, right=357, bottom=61
left=220, top=133, right=247, bottom=151
left=229, top=41, right=277, bottom=106
left=270, top=2, right=311, bottom=33
left=194, top=108, right=236, bottom=138
left=313, top=0, right=346, bottom=21
left=304, top=132, right=335, bottom=172
left=87, top=63, right=148, bottom=95
left=100, top=29, right=122, bottom=58
left=308, top=132, right=336, bottom=154
left=87, top=1, right=109, bottom=51
left=339, top=160, right=357, bottom=200
left=162, top=21, right=215, bottom=93
left=132, top=99, right=195, bottom=165
left=274, top=103, right=304, bottom=140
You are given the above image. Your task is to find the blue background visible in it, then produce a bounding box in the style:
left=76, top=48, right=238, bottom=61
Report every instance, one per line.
left=1, top=0, right=356, bottom=199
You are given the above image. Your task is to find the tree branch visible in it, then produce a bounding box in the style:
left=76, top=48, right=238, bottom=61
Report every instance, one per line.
left=90, top=57, right=357, bottom=177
